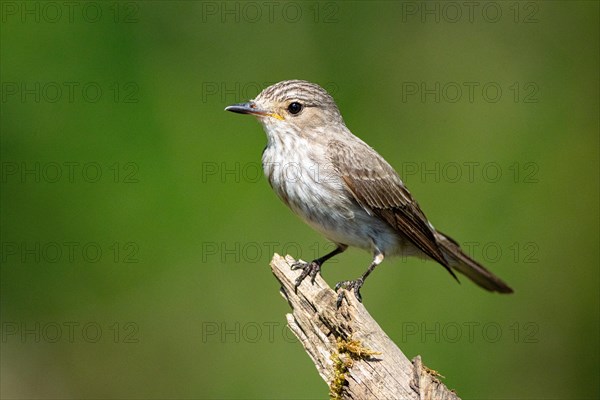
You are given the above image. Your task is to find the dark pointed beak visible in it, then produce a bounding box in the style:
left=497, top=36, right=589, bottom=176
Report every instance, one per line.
left=225, top=102, right=284, bottom=120
left=225, top=101, right=264, bottom=115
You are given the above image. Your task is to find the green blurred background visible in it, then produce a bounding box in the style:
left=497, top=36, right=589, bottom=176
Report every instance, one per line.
left=1, top=1, right=598, bottom=399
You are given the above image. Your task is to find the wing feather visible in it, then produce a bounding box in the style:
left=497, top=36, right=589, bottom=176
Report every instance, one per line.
left=328, top=139, right=456, bottom=277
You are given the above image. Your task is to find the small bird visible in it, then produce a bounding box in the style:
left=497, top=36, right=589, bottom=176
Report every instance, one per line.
left=226, top=80, right=513, bottom=306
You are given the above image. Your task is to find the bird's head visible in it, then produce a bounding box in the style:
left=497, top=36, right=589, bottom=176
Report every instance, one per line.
left=225, top=80, right=346, bottom=139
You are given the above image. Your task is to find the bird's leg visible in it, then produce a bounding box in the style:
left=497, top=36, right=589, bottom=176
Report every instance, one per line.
left=335, top=250, right=384, bottom=308
left=291, top=244, right=348, bottom=290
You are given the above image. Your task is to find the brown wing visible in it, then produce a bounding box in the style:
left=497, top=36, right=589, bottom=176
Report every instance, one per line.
left=328, top=139, right=457, bottom=279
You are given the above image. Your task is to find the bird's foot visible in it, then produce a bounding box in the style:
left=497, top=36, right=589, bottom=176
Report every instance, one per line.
left=290, top=259, right=322, bottom=291
left=334, top=278, right=364, bottom=308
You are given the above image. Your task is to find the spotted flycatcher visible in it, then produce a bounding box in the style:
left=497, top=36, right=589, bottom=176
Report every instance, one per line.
left=226, top=80, right=513, bottom=306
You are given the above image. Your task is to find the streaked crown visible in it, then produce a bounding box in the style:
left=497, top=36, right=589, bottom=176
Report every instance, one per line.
left=253, top=80, right=346, bottom=131
left=256, top=80, right=337, bottom=108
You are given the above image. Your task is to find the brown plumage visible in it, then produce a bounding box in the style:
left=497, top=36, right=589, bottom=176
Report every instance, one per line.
left=328, top=139, right=457, bottom=280
left=226, top=80, right=513, bottom=305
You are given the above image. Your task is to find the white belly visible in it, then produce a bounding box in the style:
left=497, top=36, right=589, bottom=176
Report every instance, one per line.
left=261, top=140, right=407, bottom=255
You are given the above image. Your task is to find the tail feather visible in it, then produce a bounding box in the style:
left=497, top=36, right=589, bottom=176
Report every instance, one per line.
left=435, top=231, right=514, bottom=294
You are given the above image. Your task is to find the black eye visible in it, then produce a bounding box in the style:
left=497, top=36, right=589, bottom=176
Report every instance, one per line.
left=287, top=102, right=303, bottom=115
